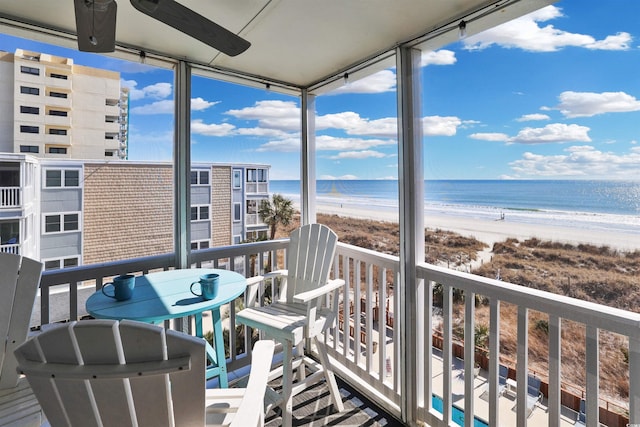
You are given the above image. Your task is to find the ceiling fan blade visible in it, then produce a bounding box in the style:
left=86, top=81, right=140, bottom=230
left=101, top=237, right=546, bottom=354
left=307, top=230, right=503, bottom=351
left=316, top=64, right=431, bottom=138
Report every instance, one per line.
left=130, top=0, right=250, bottom=57
left=74, top=0, right=118, bottom=52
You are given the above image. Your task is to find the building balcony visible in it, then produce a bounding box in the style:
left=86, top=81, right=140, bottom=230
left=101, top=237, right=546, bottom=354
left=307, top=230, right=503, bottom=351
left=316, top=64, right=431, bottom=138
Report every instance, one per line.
left=0, top=187, right=21, bottom=208
left=33, top=239, right=638, bottom=427
left=44, top=114, right=71, bottom=127
left=44, top=96, right=71, bottom=109
left=45, top=76, right=71, bottom=90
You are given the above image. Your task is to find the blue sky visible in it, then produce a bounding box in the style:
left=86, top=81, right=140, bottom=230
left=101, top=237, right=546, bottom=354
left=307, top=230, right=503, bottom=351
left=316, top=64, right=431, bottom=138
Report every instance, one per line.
left=2, top=0, right=640, bottom=181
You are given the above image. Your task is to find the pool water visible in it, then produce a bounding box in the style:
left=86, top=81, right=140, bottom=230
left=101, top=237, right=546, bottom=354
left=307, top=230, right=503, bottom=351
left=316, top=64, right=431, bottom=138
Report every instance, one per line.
left=431, top=395, right=489, bottom=427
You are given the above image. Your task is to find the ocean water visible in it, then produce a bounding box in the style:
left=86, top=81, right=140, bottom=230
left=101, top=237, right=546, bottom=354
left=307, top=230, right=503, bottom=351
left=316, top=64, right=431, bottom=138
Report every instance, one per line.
left=269, top=180, right=640, bottom=236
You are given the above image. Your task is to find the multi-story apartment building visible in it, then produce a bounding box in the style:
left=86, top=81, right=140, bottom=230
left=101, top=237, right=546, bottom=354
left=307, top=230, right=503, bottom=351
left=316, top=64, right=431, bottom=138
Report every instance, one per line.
left=0, top=155, right=270, bottom=269
left=0, top=48, right=270, bottom=269
left=0, top=49, right=128, bottom=160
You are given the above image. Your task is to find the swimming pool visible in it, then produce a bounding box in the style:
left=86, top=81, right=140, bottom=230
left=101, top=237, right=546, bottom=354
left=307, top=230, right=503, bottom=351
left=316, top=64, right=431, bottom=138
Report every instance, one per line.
left=431, top=395, right=489, bottom=427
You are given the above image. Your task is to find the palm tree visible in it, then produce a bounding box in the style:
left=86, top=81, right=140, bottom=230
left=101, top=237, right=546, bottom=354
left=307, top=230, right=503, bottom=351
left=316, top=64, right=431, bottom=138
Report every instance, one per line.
left=258, top=194, right=295, bottom=270
left=259, top=194, right=295, bottom=241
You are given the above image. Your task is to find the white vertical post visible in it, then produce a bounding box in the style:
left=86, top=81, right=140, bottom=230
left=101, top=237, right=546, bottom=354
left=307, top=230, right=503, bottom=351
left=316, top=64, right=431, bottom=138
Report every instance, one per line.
left=396, top=45, right=424, bottom=425
left=464, top=291, right=475, bottom=427
left=174, top=60, right=191, bottom=270
left=630, top=335, right=640, bottom=424
left=516, top=306, right=528, bottom=426
left=488, top=299, right=500, bottom=426
left=548, top=315, right=561, bottom=427
left=173, top=61, right=191, bottom=334
left=585, top=325, right=599, bottom=427
left=300, top=90, right=316, bottom=226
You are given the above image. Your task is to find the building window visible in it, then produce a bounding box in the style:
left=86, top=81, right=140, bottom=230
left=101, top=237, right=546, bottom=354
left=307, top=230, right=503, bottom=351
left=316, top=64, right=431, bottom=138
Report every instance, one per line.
left=20, top=65, right=40, bottom=75
left=49, top=73, right=68, bottom=80
left=20, top=86, right=39, bottom=95
left=246, top=168, right=268, bottom=183
left=246, top=200, right=258, bottom=215
left=49, top=129, right=67, bottom=135
left=233, top=235, right=241, bottom=244
left=190, top=205, right=210, bottom=221
left=48, top=147, right=67, bottom=154
left=44, top=213, right=79, bottom=233
left=190, top=170, right=210, bottom=185
left=233, top=203, right=241, bottom=221
left=105, top=151, right=114, bottom=157
left=48, top=110, right=68, bottom=117
left=20, top=106, right=39, bottom=114
left=45, top=169, right=80, bottom=188
left=49, top=91, right=68, bottom=99
left=233, top=170, right=241, bottom=188
left=20, top=125, right=39, bottom=134
left=19, top=145, right=38, bottom=153
left=44, top=257, right=79, bottom=271
left=190, top=240, right=210, bottom=250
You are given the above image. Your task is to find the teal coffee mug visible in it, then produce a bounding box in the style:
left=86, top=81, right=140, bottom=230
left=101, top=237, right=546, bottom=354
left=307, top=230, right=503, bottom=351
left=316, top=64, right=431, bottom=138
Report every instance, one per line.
left=190, top=273, right=219, bottom=300
left=102, top=274, right=136, bottom=301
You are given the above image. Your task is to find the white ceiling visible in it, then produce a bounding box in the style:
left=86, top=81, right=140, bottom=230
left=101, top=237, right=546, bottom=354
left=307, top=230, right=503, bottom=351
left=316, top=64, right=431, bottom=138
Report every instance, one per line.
left=0, top=0, right=556, bottom=94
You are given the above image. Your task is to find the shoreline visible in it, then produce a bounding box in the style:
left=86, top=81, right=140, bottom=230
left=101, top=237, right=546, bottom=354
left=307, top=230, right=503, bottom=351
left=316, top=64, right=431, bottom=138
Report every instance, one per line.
left=311, top=202, right=640, bottom=252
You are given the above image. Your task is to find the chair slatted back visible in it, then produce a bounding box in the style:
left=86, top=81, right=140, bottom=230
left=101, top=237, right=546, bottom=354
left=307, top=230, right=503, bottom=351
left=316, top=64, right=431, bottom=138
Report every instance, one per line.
left=285, top=223, right=338, bottom=303
left=15, top=319, right=205, bottom=427
left=0, top=253, right=43, bottom=389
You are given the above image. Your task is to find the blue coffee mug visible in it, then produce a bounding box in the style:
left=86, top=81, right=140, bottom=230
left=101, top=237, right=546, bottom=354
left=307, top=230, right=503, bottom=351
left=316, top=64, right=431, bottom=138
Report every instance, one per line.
left=190, top=273, right=219, bottom=300
left=102, top=274, right=136, bottom=301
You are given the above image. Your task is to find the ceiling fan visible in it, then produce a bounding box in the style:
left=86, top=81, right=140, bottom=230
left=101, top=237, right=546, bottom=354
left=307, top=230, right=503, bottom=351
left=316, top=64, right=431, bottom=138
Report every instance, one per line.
left=73, top=0, right=251, bottom=56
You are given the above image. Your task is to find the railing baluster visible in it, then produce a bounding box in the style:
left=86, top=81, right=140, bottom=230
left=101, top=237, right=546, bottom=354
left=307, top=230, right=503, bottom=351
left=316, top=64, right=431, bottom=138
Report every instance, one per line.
left=630, top=335, right=640, bottom=425
left=516, top=305, right=528, bottom=426
left=424, top=279, right=433, bottom=417
left=463, top=290, right=475, bottom=427
left=548, top=315, right=561, bottom=427
left=586, top=325, right=599, bottom=427
left=488, top=298, right=500, bottom=426
left=442, top=283, right=453, bottom=426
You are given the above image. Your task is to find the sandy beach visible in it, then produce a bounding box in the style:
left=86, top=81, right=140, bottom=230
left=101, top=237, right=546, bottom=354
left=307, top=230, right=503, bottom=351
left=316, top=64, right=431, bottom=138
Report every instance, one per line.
left=313, top=202, right=640, bottom=252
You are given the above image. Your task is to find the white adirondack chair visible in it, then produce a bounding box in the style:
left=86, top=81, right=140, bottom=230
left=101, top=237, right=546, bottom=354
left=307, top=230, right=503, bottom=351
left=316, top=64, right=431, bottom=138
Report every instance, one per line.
left=0, top=252, right=44, bottom=427
left=14, top=319, right=275, bottom=427
left=236, top=223, right=346, bottom=427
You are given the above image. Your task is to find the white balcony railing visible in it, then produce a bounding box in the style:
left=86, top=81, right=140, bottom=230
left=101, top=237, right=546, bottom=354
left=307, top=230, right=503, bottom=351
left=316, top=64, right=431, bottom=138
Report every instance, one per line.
left=36, top=240, right=639, bottom=426
left=1, top=187, right=21, bottom=207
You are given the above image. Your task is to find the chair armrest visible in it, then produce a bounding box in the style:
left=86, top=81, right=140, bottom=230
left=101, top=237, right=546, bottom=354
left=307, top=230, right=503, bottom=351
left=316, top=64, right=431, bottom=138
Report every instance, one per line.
left=293, top=279, right=345, bottom=303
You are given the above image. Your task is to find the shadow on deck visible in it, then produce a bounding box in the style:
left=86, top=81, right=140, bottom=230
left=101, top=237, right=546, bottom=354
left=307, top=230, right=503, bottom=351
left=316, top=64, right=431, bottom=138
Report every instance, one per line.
left=265, top=378, right=404, bottom=427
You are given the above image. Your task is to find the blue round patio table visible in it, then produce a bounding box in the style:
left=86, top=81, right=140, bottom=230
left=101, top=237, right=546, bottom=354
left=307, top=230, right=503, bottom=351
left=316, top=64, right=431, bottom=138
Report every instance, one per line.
left=86, top=268, right=247, bottom=387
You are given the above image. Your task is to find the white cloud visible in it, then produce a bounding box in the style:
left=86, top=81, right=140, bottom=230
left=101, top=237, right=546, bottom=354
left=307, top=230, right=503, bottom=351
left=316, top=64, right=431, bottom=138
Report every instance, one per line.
left=509, top=145, right=640, bottom=178
left=130, top=97, right=218, bottom=115
left=328, top=150, right=388, bottom=160
left=422, top=116, right=461, bottom=136
left=464, top=6, right=631, bottom=52
left=471, top=124, right=590, bottom=145
left=511, top=123, right=591, bottom=144
left=318, top=113, right=397, bottom=137
left=130, top=99, right=174, bottom=114
left=191, top=119, right=235, bottom=136
left=256, top=135, right=396, bottom=153
left=516, top=113, right=550, bottom=122
left=226, top=100, right=300, bottom=131
left=556, top=91, right=640, bottom=118
left=421, top=50, right=457, bottom=66
left=329, top=70, right=396, bottom=95
left=470, top=133, right=510, bottom=142
left=191, top=97, right=219, bottom=111
left=123, top=81, right=172, bottom=101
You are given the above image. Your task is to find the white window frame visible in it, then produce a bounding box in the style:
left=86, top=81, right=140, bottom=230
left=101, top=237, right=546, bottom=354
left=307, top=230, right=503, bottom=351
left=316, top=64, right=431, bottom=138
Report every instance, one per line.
left=190, top=204, right=210, bottom=222
left=43, top=256, right=79, bottom=271
left=190, top=239, right=211, bottom=250
left=190, top=169, right=210, bottom=186
left=44, top=168, right=81, bottom=188
left=233, top=203, right=241, bottom=222
left=232, top=169, right=242, bottom=189
left=43, top=211, right=81, bottom=234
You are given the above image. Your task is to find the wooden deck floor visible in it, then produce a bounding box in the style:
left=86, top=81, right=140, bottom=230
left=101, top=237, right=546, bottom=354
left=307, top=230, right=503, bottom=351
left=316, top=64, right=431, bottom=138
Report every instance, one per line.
left=264, top=378, right=404, bottom=427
